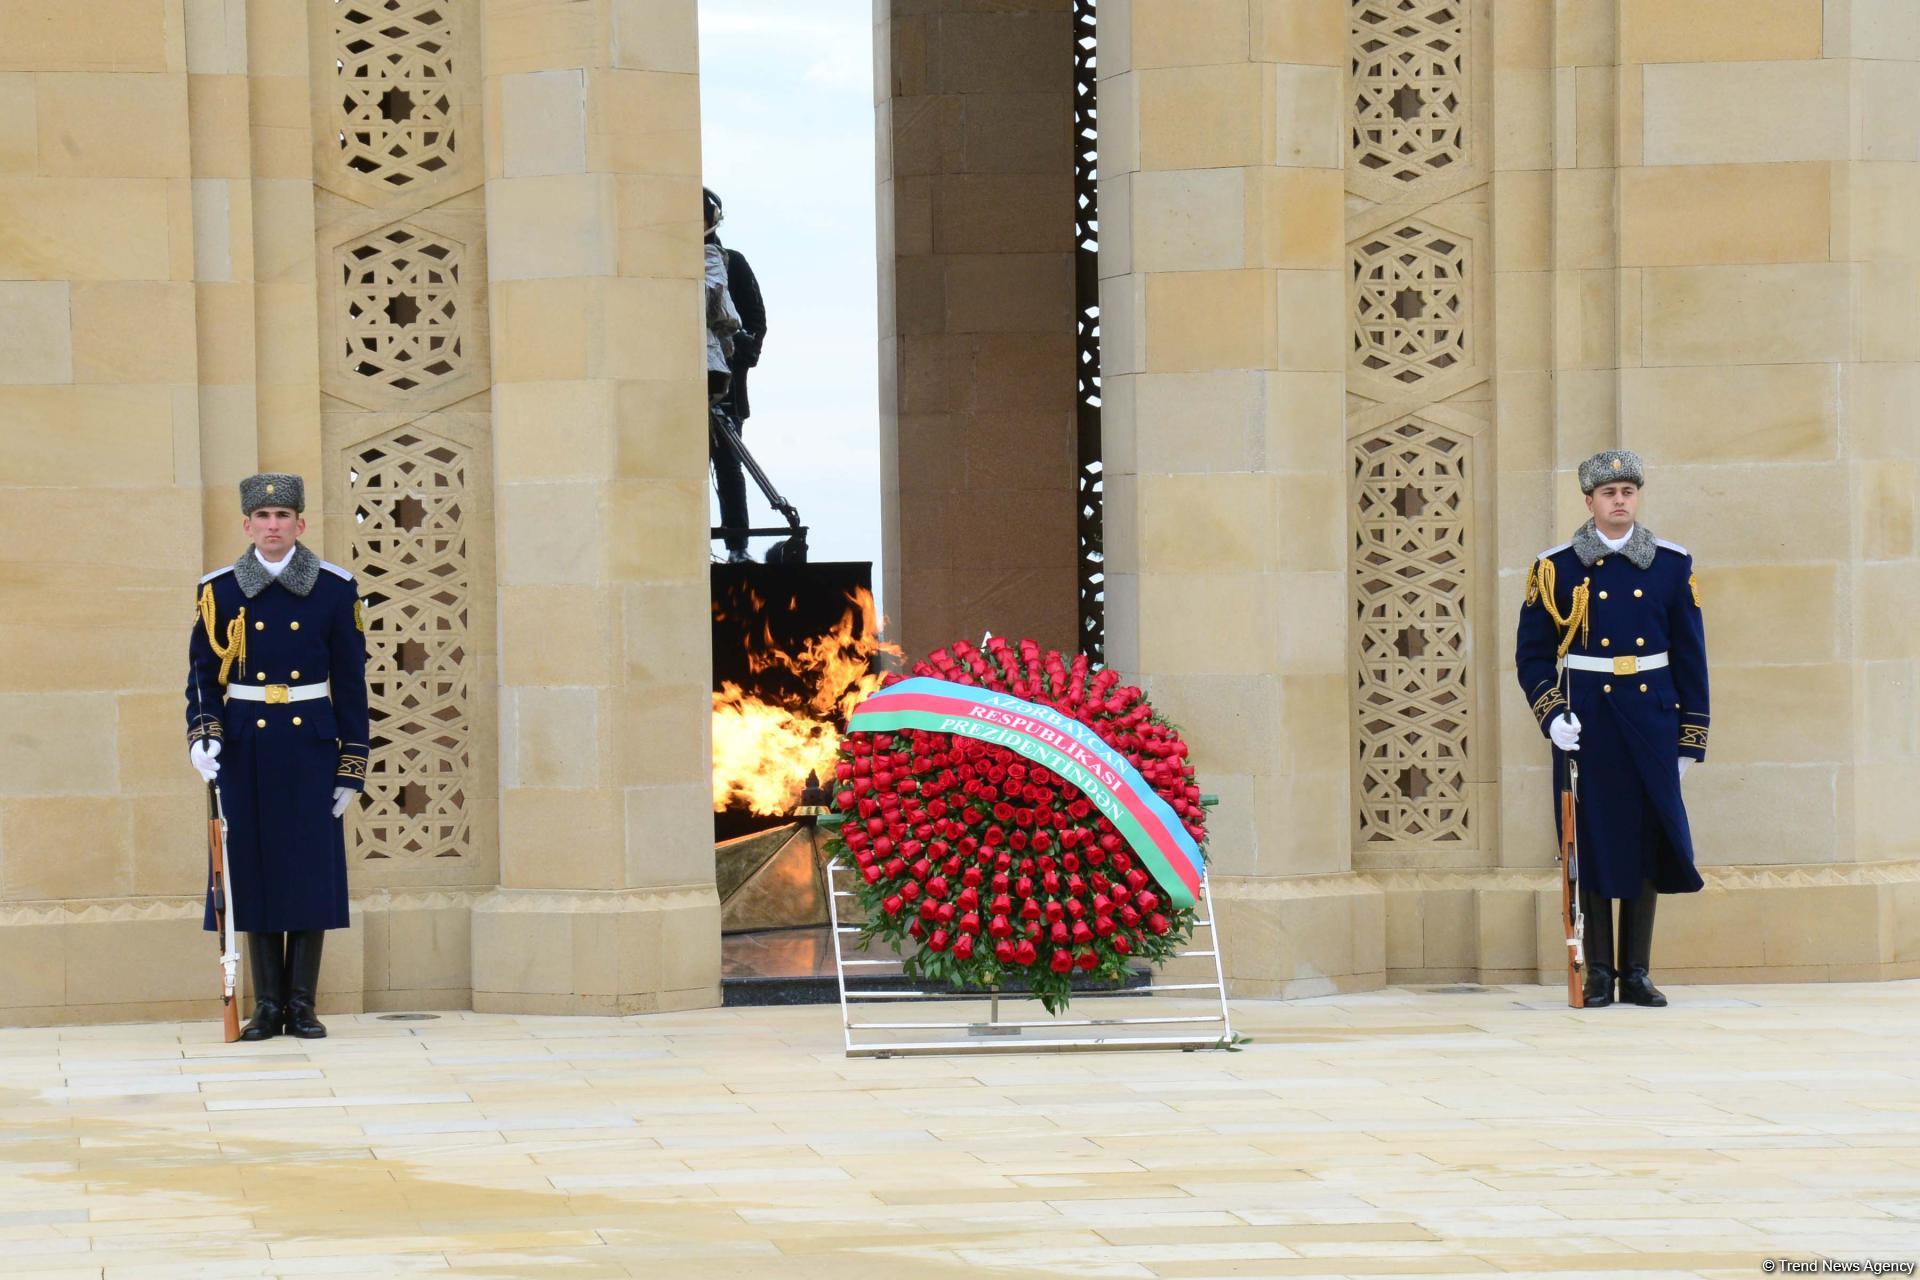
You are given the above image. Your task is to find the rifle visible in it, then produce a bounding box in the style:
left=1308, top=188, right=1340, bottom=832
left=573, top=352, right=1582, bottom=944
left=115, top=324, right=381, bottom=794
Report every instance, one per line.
left=206, top=782, right=241, bottom=1042
left=1559, top=759, right=1585, bottom=1009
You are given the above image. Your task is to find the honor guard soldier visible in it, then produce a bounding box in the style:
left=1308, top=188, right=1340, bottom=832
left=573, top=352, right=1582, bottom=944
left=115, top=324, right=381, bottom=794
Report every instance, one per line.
left=186, top=474, right=369, bottom=1039
left=1516, top=450, right=1709, bottom=1008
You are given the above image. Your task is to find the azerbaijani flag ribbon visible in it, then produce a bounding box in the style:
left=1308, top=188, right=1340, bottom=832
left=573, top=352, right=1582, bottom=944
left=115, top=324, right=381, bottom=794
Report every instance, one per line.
left=846, top=676, right=1204, bottom=909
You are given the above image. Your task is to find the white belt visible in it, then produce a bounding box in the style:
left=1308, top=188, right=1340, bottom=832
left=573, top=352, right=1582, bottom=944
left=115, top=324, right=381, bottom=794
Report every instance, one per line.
left=225, top=680, right=331, bottom=704
left=1562, top=652, right=1667, bottom=675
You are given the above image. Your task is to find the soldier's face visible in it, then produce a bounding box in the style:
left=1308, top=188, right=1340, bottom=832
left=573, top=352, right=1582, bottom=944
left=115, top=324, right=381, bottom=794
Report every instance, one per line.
left=243, top=507, right=304, bottom=558
left=1584, top=482, right=1639, bottom=534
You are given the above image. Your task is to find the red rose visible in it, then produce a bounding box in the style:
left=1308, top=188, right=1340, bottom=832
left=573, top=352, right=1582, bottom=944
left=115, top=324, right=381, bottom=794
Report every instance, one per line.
left=1119, top=905, right=1140, bottom=927
left=1014, top=940, right=1038, bottom=965
left=953, top=934, right=975, bottom=960
left=1049, top=949, right=1074, bottom=974
left=988, top=915, right=1013, bottom=938
left=957, top=886, right=979, bottom=911
left=1147, top=913, right=1170, bottom=936
left=959, top=912, right=980, bottom=935
left=900, top=881, right=921, bottom=901
left=929, top=929, right=950, bottom=952
left=882, top=895, right=904, bottom=916
left=1020, top=898, right=1043, bottom=920
left=1094, top=915, right=1117, bottom=937
left=1071, top=921, right=1093, bottom=945
left=1075, top=950, right=1098, bottom=971
left=994, top=940, right=1015, bottom=963
left=861, top=865, right=882, bottom=884
left=1136, top=891, right=1159, bottom=914
left=1044, top=901, right=1064, bottom=923
left=1050, top=921, right=1070, bottom=945
left=1110, top=933, right=1131, bottom=955
left=926, top=876, right=949, bottom=900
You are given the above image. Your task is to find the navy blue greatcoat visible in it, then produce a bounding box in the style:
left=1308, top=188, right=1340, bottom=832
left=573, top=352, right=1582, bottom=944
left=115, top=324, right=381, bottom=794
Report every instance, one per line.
left=1515, top=525, right=1709, bottom=899
left=187, top=545, right=369, bottom=932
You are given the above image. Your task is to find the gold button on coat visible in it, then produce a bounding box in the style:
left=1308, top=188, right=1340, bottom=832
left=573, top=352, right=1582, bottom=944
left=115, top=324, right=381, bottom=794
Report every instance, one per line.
left=1596, top=559, right=1606, bottom=566
left=1601, top=638, right=1611, bottom=647
left=254, top=620, right=264, bottom=630
left=1636, top=637, right=1645, bottom=646
left=1603, top=684, right=1612, bottom=693
left=1639, top=684, right=1648, bottom=693
left=292, top=716, right=302, bottom=726
left=290, top=670, right=300, bottom=679
left=289, top=621, right=300, bottom=630
left=1598, top=590, right=1609, bottom=600
left=1634, top=589, right=1644, bottom=598
left=255, top=718, right=266, bottom=728
left=255, top=672, right=264, bottom=680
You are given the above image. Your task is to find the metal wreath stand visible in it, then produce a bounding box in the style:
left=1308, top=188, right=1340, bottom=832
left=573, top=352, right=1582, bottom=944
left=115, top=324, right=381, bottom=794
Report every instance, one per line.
left=821, top=804, right=1235, bottom=1059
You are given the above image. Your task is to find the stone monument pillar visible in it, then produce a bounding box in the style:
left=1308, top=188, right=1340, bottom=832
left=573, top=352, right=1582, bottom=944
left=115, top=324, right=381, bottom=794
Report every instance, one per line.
left=470, top=0, right=720, bottom=1014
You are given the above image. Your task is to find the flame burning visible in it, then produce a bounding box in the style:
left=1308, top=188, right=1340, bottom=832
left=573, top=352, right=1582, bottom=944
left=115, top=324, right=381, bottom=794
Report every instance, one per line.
left=712, top=588, right=902, bottom=815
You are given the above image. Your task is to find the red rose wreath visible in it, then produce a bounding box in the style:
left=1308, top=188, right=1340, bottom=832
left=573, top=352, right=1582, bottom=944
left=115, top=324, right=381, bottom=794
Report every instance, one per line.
left=825, top=636, right=1207, bottom=1013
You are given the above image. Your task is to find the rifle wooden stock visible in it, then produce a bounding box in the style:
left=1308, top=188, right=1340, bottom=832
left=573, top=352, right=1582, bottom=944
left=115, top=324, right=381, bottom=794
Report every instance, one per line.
left=1560, top=765, right=1583, bottom=1009
left=207, top=784, right=241, bottom=1043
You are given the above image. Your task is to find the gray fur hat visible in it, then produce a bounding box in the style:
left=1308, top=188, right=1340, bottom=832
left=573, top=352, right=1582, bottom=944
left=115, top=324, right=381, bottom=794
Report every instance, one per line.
left=1577, top=449, right=1644, bottom=493
left=240, top=472, right=305, bottom=514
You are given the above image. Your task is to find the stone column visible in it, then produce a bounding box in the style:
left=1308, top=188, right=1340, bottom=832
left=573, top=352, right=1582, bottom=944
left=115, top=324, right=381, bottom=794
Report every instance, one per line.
left=1614, top=0, right=1920, bottom=979
left=471, top=0, right=720, bottom=1014
left=875, top=0, right=1080, bottom=656
left=1098, top=0, right=1384, bottom=997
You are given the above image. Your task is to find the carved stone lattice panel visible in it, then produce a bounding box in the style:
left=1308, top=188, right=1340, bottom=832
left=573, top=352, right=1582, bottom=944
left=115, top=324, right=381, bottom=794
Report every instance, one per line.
left=338, top=222, right=466, bottom=394
left=348, top=425, right=473, bottom=862
left=314, top=0, right=481, bottom=205
left=1350, top=220, right=1472, bottom=396
left=1350, top=419, right=1473, bottom=845
left=1073, top=0, right=1104, bottom=661
left=1350, top=0, right=1468, bottom=191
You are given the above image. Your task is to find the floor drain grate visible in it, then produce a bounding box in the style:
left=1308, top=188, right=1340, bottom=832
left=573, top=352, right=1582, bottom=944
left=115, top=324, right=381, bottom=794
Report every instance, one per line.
left=376, top=1013, right=441, bottom=1021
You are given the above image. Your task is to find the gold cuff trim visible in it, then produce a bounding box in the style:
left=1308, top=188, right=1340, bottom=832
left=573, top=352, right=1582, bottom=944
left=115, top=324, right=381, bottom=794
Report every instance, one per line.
left=336, top=756, right=368, bottom=779
left=1680, top=724, right=1709, bottom=750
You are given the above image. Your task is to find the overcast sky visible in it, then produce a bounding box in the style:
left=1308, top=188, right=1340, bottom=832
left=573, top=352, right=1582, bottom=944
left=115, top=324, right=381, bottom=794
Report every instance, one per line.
left=698, top=1, right=883, bottom=593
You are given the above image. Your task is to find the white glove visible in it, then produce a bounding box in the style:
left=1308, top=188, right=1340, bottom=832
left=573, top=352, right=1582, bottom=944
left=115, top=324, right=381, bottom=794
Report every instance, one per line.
left=1678, top=757, right=1693, bottom=781
left=1548, top=713, right=1581, bottom=752
left=332, top=787, right=354, bottom=818
left=190, top=739, right=222, bottom=783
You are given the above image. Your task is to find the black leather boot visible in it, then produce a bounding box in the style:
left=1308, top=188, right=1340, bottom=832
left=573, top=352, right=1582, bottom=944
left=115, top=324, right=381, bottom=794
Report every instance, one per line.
left=1618, top=881, right=1667, bottom=1006
left=283, top=930, right=328, bottom=1038
left=1579, top=884, right=1615, bottom=1007
left=241, top=932, right=285, bottom=1041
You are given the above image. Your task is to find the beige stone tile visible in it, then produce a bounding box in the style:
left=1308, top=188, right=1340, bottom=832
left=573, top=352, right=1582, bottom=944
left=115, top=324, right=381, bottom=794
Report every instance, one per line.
left=1132, top=0, right=1250, bottom=68
left=1249, top=0, right=1343, bottom=66
left=1857, top=261, right=1920, bottom=362
left=1621, top=364, right=1838, bottom=464
left=0, top=795, right=134, bottom=899
left=497, top=481, right=601, bottom=586
left=1145, top=269, right=1275, bottom=373
left=35, top=72, right=190, bottom=177
left=0, top=0, right=173, bottom=72
left=1706, top=664, right=1851, bottom=764
left=69, top=281, right=196, bottom=384
left=1642, top=60, right=1846, bottom=165
left=1858, top=461, right=1918, bottom=560
left=492, top=379, right=612, bottom=481
left=1695, top=562, right=1840, bottom=666
left=603, top=477, right=707, bottom=584
left=1272, top=267, right=1341, bottom=372
left=611, top=0, right=699, bottom=74
left=1651, top=463, right=1849, bottom=566
left=1640, top=264, right=1848, bottom=367
left=499, top=585, right=613, bottom=687
left=0, top=281, right=71, bottom=383
left=598, top=276, right=702, bottom=380
left=131, top=789, right=203, bottom=897
left=1859, top=562, right=1920, bottom=660
left=1621, top=0, right=1823, bottom=63
left=615, top=171, right=702, bottom=279
left=587, top=68, right=700, bottom=179
left=485, top=174, right=616, bottom=282
left=1494, top=170, right=1549, bottom=273
left=1269, top=63, right=1340, bottom=168
left=499, top=69, right=587, bottom=178
left=498, top=789, right=626, bottom=891
left=0, top=385, right=176, bottom=485
left=1137, top=471, right=1275, bottom=574
left=1684, top=763, right=1837, bottom=864
left=1136, top=571, right=1278, bottom=676
left=0, top=71, right=34, bottom=172
left=1138, top=63, right=1265, bottom=170
left=490, top=278, right=595, bottom=384
left=1244, top=166, right=1340, bottom=270
left=1132, top=167, right=1245, bottom=273
left=1493, top=71, right=1551, bottom=172
left=1845, top=361, right=1920, bottom=461
left=1259, top=370, right=1343, bottom=472
left=1620, top=162, right=1831, bottom=267
left=0, top=176, right=172, bottom=280
left=1853, top=57, right=1920, bottom=163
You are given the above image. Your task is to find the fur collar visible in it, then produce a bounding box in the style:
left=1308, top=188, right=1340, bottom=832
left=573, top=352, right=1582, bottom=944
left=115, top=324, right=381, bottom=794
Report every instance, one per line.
left=1570, top=520, right=1657, bottom=570
left=231, top=543, right=322, bottom=598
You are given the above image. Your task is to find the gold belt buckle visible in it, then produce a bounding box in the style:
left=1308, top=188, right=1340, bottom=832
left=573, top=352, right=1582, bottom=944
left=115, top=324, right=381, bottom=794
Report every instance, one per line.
left=1612, top=656, right=1637, bottom=677
left=264, top=683, right=290, bottom=705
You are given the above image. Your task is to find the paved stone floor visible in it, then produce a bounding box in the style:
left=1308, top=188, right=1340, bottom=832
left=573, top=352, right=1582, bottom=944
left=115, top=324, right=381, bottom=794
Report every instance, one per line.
left=2, top=983, right=1917, bottom=1279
